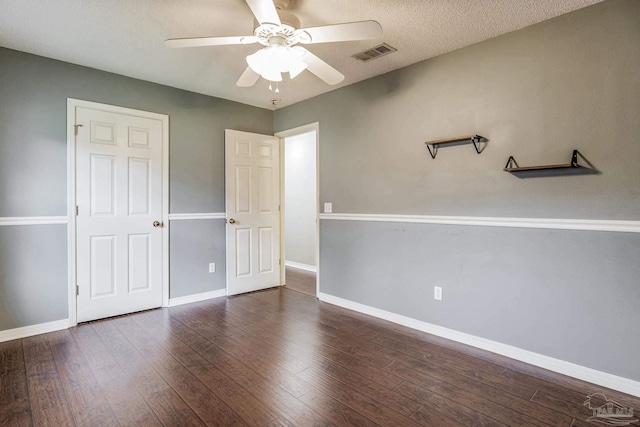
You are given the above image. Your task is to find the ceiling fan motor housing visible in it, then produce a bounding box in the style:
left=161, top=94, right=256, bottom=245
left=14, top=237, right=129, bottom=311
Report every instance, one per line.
left=253, top=10, right=308, bottom=47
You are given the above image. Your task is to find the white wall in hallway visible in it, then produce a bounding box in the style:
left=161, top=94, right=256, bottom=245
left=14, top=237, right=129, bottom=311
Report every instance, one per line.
left=284, top=130, right=317, bottom=269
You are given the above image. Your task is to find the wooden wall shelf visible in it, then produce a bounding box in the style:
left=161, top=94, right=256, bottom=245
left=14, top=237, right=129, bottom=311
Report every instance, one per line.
left=504, top=150, right=581, bottom=172
left=425, top=135, right=485, bottom=159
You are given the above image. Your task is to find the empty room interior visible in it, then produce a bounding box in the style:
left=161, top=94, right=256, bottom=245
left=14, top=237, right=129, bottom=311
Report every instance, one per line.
left=1, top=0, right=639, bottom=426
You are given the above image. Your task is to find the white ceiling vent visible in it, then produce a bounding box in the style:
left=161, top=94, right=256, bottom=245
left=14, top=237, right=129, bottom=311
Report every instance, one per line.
left=352, top=43, right=397, bottom=62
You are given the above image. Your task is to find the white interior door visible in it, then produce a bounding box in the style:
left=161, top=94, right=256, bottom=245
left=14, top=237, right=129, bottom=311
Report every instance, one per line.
left=75, top=105, right=164, bottom=322
left=225, top=129, right=281, bottom=296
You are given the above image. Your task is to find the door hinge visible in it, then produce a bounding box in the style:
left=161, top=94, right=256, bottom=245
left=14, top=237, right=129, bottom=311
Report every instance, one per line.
left=279, top=259, right=281, bottom=266
left=279, top=205, right=281, bottom=212
left=76, top=285, right=79, bottom=296
left=74, top=124, right=83, bottom=136
left=76, top=206, right=79, bottom=216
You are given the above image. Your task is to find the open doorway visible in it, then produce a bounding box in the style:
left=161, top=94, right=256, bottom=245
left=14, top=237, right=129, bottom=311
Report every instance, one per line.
left=277, top=124, right=319, bottom=297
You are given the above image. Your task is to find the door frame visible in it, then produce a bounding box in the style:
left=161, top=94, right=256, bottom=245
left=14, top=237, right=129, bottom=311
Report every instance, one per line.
left=66, top=98, right=170, bottom=327
left=275, top=122, right=320, bottom=296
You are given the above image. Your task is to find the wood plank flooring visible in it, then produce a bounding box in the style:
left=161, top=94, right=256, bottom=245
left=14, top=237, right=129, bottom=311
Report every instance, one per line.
left=1, top=287, right=639, bottom=426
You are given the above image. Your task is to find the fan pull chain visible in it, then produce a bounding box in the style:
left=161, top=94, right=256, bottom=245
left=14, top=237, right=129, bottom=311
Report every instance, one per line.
left=267, top=81, right=281, bottom=93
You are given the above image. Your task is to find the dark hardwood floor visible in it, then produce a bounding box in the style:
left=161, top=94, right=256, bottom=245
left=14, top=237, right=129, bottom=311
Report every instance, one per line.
left=1, top=287, right=639, bottom=426
left=284, top=266, right=316, bottom=296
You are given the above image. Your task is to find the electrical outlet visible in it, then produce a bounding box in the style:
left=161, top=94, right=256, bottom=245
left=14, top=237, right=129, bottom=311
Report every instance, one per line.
left=434, top=286, right=443, bottom=301
left=209, top=263, right=216, bottom=273
left=324, top=202, right=333, bottom=213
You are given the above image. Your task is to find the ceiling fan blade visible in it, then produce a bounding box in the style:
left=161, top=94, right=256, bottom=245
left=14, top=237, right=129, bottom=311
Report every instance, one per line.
left=236, top=66, right=261, bottom=87
left=300, top=48, right=344, bottom=85
left=298, top=20, right=382, bottom=44
left=245, top=0, right=281, bottom=26
left=165, top=36, right=257, bottom=48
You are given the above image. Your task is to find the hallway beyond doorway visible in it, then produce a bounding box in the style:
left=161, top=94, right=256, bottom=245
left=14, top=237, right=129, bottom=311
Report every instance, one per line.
left=284, top=266, right=316, bottom=296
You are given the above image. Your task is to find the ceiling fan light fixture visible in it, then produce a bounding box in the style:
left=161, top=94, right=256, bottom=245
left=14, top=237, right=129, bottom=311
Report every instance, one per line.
left=246, top=44, right=307, bottom=82
left=285, top=45, right=308, bottom=78
left=246, top=48, right=282, bottom=81
left=288, top=60, right=307, bottom=79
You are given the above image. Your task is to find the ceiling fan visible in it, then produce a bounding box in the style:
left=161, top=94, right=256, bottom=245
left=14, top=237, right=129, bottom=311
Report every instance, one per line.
left=165, top=0, right=382, bottom=88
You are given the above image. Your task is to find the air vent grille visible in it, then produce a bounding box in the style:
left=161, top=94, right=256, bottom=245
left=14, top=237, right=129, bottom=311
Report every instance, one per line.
left=352, top=43, right=397, bottom=62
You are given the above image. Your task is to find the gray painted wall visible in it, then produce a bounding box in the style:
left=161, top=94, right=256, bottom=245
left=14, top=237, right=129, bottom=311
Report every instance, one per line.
left=0, top=225, right=68, bottom=330
left=275, top=0, right=640, bottom=381
left=169, top=220, right=227, bottom=299
left=0, top=47, right=273, bottom=329
left=284, top=131, right=317, bottom=267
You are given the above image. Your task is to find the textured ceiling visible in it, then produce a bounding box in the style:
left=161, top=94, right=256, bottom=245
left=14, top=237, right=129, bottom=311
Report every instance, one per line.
left=0, top=0, right=604, bottom=110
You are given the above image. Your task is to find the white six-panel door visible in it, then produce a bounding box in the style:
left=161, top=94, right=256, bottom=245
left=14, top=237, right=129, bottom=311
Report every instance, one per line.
left=75, top=106, right=164, bottom=322
left=225, top=130, right=281, bottom=295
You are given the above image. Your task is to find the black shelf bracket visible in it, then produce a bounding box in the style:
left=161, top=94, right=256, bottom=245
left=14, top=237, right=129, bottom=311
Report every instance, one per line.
left=570, top=149, right=579, bottom=167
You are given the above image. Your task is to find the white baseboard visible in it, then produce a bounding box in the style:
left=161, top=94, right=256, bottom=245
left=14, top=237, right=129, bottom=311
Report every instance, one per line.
left=167, top=289, right=227, bottom=307
left=318, top=292, right=640, bottom=398
left=285, top=260, right=317, bottom=273
left=0, top=319, right=70, bottom=343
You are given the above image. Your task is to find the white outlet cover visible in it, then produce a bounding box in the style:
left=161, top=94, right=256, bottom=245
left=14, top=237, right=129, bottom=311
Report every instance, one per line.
left=324, top=202, right=333, bottom=213
left=434, top=286, right=443, bottom=301
left=209, top=263, right=216, bottom=273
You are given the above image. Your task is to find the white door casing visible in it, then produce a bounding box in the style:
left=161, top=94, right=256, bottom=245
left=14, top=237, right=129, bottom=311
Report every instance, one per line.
left=73, top=102, right=167, bottom=323
left=225, top=130, right=281, bottom=295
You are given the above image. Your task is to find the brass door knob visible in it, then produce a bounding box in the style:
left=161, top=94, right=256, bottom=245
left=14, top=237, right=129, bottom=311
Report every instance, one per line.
left=153, top=220, right=163, bottom=227
left=228, top=218, right=236, bottom=224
